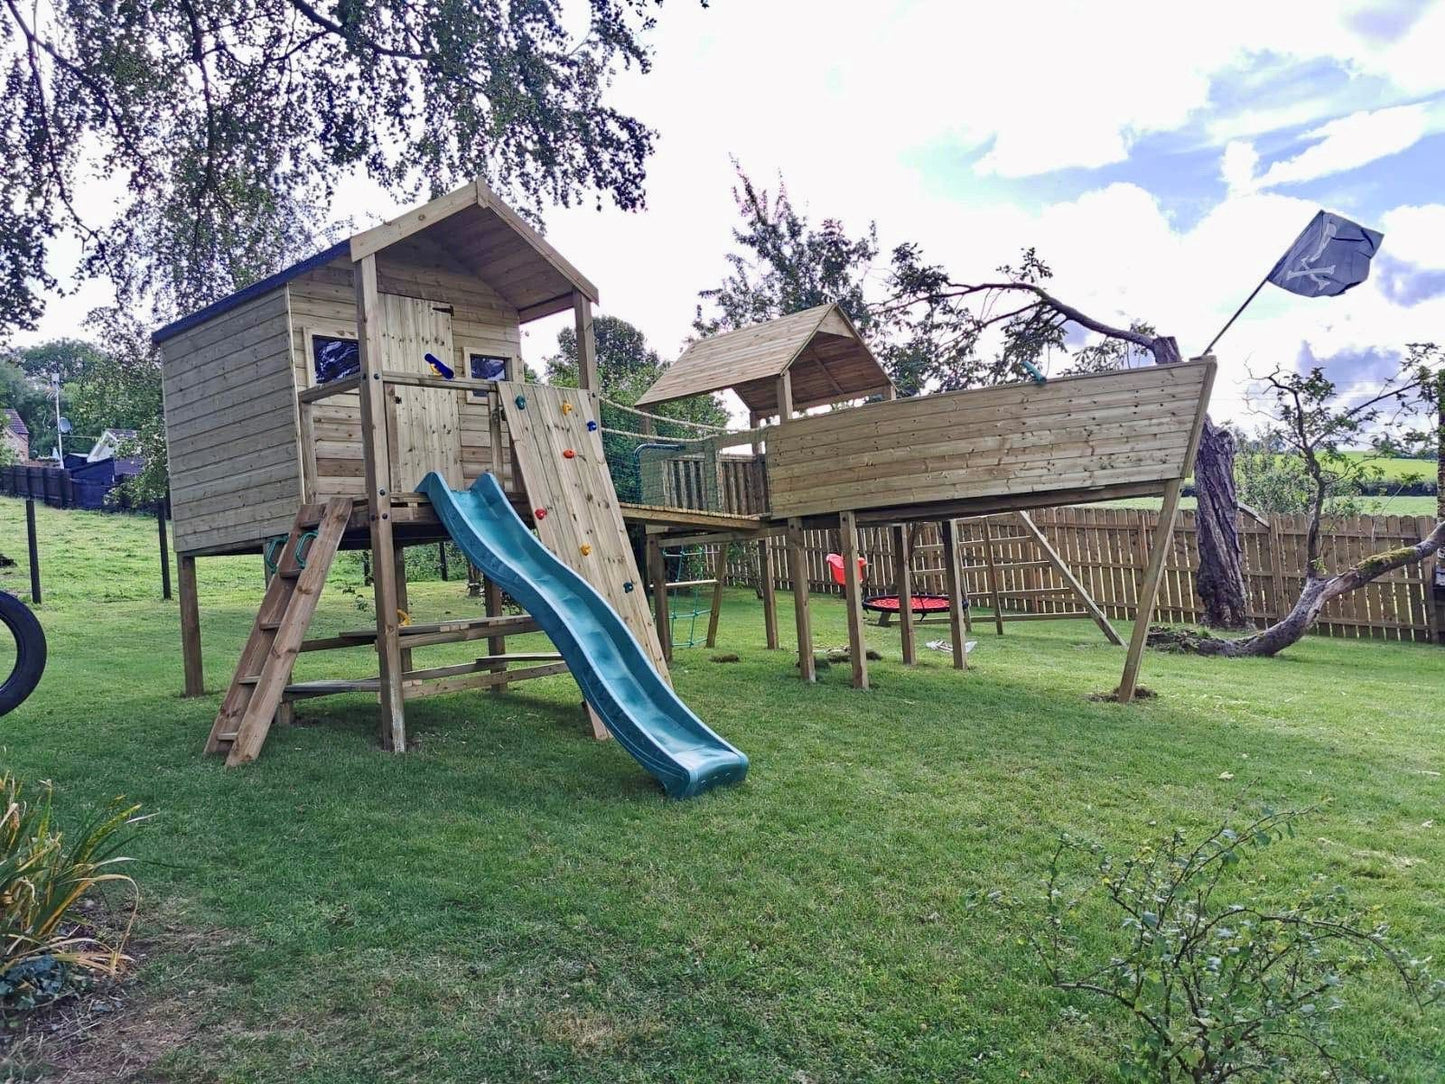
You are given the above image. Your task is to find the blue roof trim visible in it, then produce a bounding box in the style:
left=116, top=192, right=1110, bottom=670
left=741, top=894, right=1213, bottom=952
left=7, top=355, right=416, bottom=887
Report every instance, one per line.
left=150, top=240, right=352, bottom=345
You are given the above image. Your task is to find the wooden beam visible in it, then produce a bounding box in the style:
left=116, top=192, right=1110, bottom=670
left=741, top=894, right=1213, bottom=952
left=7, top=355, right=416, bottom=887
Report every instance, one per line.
left=776, top=370, right=795, bottom=422
left=981, top=520, right=1005, bottom=636
left=573, top=294, right=598, bottom=393
left=1014, top=511, right=1123, bottom=646
left=348, top=180, right=481, bottom=262
left=297, top=374, right=363, bottom=404
left=758, top=536, right=780, bottom=649
left=355, top=252, right=407, bottom=752
left=178, top=554, right=204, bottom=696
left=484, top=574, right=508, bottom=695
left=705, top=545, right=727, bottom=649
left=840, top=511, right=869, bottom=689
left=893, top=524, right=917, bottom=665
left=787, top=518, right=814, bottom=681
left=1117, top=479, right=1184, bottom=703
left=647, top=536, right=672, bottom=661
left=393, top=546, right=412, bottom=675
left=940, top=520, right=969, bottom=671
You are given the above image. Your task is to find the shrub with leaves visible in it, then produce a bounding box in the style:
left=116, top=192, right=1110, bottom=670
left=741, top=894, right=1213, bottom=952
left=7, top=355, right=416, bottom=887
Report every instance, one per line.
left=0, top=772, right=143, bottom=1010
left=1020, top=807, right=1441, bottom=1082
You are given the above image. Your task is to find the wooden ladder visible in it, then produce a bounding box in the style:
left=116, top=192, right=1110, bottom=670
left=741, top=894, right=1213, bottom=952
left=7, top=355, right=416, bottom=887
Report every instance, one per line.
left=205, top=498, right=352, bottom=766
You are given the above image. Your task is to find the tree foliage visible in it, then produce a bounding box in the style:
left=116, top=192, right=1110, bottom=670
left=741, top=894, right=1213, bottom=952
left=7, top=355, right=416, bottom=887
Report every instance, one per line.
left=0, top=0, right=687, bottom=331
left=547, top=313, right=728, bottom=429
left=1016, top=806, right=1441, bottom=1082
left=695, top=163, right=1181, bottom=398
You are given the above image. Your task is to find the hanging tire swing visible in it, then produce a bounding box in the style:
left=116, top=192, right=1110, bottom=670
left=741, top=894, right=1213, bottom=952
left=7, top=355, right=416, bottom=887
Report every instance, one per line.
left=0, top=592, right=46, bottom=716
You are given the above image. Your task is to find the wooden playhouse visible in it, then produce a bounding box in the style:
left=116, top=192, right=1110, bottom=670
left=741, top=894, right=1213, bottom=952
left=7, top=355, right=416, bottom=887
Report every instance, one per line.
left=156, top=179, right=1217, bottom=776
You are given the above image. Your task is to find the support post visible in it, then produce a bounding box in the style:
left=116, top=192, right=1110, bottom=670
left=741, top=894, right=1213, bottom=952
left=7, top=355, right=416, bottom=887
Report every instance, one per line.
left=393, top=546, right=412, bottom=675
left=981, top=519, right=1005, bottom=635
left=787, top=518, right=814, bottom=681
left=157, top=498, right=172, bottom=601
left=1117, top=480, right=1184, bottom=703
left=840, top=511, right=869, bottom=689
left=467, top=562, right=483, bottom=599
left=758, top=536, right=779, bottom=649
left=438, top=541, right=449, bottom=581
left=776, top=371, right=795, bottom=421
left=705, top=544, right=726, bottom=649
left=940, top=519, right=969, bottom=670
left=893, top=524, right=917, bottom=665
left=574, top=294, right=598, bottom=394
left=1015, top=511, right=1122, bottom=646
left=647, top=535, right=672, bottom=661
left=178, top=553, right=204, bottom=697
left=24, top=498, right=40, bottom=605
left=484, top=575, right=508, bottom=694
left=355, top=252, right=407, bottom=752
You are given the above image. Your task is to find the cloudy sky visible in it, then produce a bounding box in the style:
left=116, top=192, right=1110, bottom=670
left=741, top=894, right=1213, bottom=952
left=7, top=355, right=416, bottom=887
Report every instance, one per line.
left=31, top=0, right=1445, bottom=426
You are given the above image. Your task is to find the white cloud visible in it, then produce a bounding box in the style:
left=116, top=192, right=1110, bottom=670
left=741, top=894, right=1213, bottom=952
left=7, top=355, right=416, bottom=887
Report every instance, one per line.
left=1221, top=140, right=1260, bottom=194
left=1256, top=102, right=1435, bottom=188
left=1378, top=204, right=1445, bottom=268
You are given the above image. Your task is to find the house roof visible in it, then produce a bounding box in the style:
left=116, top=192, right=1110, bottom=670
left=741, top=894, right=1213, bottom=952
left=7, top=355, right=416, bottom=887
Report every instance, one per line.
left=3, top=408, right=28, bottom=436
left=635, top=303, right=894, bottom=416
left=153, top=178, right=598, bottom=345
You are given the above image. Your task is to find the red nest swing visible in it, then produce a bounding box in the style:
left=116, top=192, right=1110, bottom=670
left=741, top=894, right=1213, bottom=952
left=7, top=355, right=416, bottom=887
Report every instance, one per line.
left=824, top=554, right=966, bottom=622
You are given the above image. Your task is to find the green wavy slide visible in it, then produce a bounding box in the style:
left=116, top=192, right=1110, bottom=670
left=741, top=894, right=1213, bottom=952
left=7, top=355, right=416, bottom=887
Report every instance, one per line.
left=418, top=472, right=749, bottom=799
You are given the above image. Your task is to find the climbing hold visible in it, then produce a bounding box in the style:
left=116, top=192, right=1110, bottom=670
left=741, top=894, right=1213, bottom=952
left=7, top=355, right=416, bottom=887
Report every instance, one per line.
left=397, top=609, right=412, bottom=627
left=514, top=394, right=527, bottom=409
left=562, top=448, right=576, bottom=459
left=623, top=581, right=635, bottom=593
left=580, top=544, right=592, bottom=557
left=534, top=508, right=547, bottom=520
left=561, top=401, right=574, bottom=415
left=586, top=420, right=598, bottom=431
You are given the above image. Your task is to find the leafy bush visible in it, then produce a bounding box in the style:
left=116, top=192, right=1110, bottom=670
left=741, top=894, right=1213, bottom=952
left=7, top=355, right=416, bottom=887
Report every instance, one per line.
left=1014, top=807, right=1442, bottom=1082
left=0, top=771, right=143, bottom=1009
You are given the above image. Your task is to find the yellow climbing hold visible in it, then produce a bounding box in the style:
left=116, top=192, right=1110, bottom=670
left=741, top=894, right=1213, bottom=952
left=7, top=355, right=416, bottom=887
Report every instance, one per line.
left=561, top=401, right=574, bottom=415
left=397, top=609, right=412, bottom=627
left=580, top=544, right=593, bottom=557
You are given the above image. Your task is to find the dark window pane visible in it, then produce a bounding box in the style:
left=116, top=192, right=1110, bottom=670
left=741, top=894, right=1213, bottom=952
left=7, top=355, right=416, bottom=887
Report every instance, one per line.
left=313, top=336, right=360, bottom=384
left=470, top=354, right=508, bottom=397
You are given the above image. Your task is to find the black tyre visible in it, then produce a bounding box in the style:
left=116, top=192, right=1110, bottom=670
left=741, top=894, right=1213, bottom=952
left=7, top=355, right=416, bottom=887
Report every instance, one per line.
left=0, top=591, right=45, bottom=715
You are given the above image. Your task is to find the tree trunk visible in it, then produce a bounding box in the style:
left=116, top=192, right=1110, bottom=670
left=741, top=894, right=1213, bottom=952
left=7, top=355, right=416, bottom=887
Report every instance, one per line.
left=1192, top=419, right=1250, bottom=628
left=1170, top=520, right=1445, bottom=656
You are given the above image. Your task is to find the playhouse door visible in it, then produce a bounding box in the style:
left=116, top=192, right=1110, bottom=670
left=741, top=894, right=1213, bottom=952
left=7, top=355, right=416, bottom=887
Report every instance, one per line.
left=379, top=294, right=463, bottom=492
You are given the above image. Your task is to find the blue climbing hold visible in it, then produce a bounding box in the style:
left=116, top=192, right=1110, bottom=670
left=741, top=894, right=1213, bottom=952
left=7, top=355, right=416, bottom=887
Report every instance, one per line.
left=623, top=581, right=635, bottom=593
left=424, top=352, right=455, bottom=380
left=586, top=419, right=598, bottom=431
left=514, top=394, right=527, bottom=409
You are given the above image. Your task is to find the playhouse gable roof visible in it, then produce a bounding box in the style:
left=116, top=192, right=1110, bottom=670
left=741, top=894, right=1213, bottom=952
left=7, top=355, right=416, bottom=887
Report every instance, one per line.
left=154, top=179, right=597, bottom=344
left=635, top=303, right=893, bottom=417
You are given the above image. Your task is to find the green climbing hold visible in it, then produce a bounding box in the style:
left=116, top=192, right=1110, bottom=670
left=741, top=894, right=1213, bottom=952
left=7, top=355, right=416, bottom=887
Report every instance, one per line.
left=514, top=394, right=527, bottom=409
left=623, top=581, right=635, bottom=593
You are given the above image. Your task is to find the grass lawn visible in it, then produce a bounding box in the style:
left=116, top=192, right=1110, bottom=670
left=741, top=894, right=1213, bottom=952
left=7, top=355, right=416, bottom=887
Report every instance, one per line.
left=1, top=497, right=1443, bottom=1082
left=1099, top=494, right=1440, bottom=516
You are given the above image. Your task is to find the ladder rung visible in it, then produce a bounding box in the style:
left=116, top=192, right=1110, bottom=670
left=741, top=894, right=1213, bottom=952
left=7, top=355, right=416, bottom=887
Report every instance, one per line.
left=238, top=676, right=260, bottom=685
left=259, top=620, right=282, bottom=631
left=215, top=732, right=237, bottom=742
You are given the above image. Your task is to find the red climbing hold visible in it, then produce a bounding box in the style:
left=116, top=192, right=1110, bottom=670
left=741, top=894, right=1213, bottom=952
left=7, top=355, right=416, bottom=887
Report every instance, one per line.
left=562, top=448, right=576, bottom=459
left=534, top=508, right=547, bottom=520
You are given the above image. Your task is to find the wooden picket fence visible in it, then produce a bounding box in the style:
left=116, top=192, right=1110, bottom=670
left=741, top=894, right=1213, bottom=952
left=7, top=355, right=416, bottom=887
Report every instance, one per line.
left=720, top=507, right=1444, bottom=644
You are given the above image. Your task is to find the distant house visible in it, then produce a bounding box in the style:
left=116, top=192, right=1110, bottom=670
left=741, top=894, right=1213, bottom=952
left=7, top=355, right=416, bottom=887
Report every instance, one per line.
left=2, top=409, right=29, bottom=461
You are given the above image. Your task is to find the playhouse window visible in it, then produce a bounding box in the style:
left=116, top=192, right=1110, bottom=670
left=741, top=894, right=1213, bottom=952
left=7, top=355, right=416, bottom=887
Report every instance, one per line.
left=470, top=354, right=508, bottom=397
left=312, top=336, right=360, bottom=384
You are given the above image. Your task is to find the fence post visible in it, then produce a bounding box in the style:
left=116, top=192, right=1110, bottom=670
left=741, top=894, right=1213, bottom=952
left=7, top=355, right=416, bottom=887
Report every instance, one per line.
left=438, top=542, right=449, bottom=581
left=24, top=498, right=40, bottom=604
left=157, top=498, right=172, bottom=601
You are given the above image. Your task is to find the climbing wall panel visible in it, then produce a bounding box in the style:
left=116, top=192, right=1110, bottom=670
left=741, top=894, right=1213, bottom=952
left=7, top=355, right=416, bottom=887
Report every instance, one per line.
left=498, top=382, right=670, bottom=680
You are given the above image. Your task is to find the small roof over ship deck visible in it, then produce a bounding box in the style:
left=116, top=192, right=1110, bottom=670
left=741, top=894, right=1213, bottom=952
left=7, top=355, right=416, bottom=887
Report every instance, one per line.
left=153, top=178, right=597, bottom=344
left=636, top=303, right=894, bottom=416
